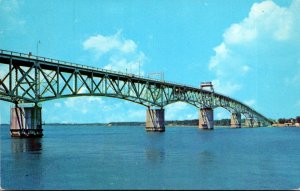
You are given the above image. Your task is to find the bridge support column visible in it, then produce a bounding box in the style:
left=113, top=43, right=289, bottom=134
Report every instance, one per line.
left=254, top=121, right=261, bottom=127
left=10, top=105, right=43, bottom=138
left=245, top=118, right=254, bottom=128
left=199, top=108, right=214, bottom=130
left=231, top=113, right=241, bottom=128
left=146, top=108, right=165, bottom=132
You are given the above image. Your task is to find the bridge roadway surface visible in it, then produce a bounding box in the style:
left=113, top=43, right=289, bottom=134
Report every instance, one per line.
left=0, top=49, right=272, bottom=127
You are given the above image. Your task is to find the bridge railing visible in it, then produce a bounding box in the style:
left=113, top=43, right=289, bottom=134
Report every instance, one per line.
left=0, top=49, right=197, bottom=89
left=0, top=49, right=238, bottom=98
left=0, top=49, right=271, bottom=123
left=0, top=49, right=255, bottom=99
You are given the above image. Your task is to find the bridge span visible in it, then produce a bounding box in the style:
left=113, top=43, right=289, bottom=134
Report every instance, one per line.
left=0, top=49, right=272, bottom=137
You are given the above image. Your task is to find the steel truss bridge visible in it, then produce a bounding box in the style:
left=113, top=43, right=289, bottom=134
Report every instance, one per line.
left=0, top=49, right=272, bottom=129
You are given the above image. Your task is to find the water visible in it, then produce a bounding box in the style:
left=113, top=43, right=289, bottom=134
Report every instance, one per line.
left=1, top=125, right=300, bottom=190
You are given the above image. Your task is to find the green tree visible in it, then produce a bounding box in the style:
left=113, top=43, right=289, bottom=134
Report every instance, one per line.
left=278, top=118, right=286, bottom=124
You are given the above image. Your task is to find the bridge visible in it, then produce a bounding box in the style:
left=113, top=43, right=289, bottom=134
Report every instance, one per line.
left=0, top=49, right=272, bottom=137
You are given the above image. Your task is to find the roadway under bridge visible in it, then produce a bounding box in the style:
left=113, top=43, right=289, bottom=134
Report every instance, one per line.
left=0, top=49, right=273, bottom=137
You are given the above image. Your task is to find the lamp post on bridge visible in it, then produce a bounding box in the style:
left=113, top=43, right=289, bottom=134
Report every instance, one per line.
left=36, top=40, right=41, bottom=57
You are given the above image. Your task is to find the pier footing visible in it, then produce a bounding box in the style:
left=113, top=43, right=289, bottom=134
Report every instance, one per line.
left=231, top=113, right=241, bottom=128
left=254, top=121, right=261, bottom=127
left=199, top=108, right=214, bottom=130
left=245, top=118, right=254, bottom=128
left=10, top=105, right=43, bottom=138
left=146, top=108, right=165, bottom=132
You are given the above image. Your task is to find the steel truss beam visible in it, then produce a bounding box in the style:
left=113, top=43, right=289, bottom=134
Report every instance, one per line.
left=0, top=49, right=272, bottom=125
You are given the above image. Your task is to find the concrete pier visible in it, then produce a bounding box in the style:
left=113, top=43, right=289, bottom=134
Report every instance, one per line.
left=245, top=118, right=254, bottom=128
left=146, top=108, right=165, bottom=132
left=231, top=113, right=241, bottom=128
left=254, top=121, right=261, bottom=127
left=10, top=105, right=43, bottom=137
left=199, top=108, right=214, bottom=130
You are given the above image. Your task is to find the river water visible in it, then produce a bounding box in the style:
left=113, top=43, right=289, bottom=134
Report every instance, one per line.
left=1, top=125, right=300, bottom=190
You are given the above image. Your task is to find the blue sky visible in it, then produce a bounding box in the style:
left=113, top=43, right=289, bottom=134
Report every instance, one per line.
left=0, top=0, right=299, bottom=124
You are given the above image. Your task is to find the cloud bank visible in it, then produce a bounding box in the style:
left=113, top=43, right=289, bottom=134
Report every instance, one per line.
left=83, top=31, right=146, bottom=75
left=209, top=0, right=300, bottom=97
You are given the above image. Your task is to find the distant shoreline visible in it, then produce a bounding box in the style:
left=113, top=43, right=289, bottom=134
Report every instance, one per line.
left=1, top=123, right=299, bottom=128
left=0, top=119, right=248, bottom=127
left=1, top=119, right=299, bottom=128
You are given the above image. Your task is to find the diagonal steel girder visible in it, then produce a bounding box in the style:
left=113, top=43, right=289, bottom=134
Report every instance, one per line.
left=0, top=49, right=273, bottom=125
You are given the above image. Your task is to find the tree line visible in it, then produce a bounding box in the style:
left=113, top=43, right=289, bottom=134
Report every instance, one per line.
left=277, top=116, right=300, bottom=124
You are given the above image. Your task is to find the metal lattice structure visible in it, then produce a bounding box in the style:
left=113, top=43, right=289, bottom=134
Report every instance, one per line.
left=0, top=49, right=272, bottom=125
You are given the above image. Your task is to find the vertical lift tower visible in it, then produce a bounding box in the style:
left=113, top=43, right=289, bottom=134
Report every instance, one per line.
left=199, top=82, right=214, bottom=130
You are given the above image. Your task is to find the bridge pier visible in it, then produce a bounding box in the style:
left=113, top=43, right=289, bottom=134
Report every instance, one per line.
left=146, top=108, right=165, bottom=132
left=254, top=121, right=261, bottom=127
left=231, top=113, right=241, bottom=128
left=10, top=104, right=43, bottom=138
left=245, top=118, right=254, bottom=128
left=199, top=108, right=214, bottom=130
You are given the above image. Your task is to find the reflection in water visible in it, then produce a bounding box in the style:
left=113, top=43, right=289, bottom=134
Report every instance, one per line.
left=11, top=138, right=43, bottom=153
left=145, top=148, right=165, bottom=163
left=197, top=150, right=215, bottom=165
left=7, top=138, right=44, bottom=190
left=196, top=151, right=216, bottom=179
left=145, top=133, right=165, bottom=163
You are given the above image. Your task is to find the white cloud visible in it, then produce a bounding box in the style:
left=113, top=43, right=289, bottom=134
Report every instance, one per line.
left=209, top=43, right=229, bottom=70
left=224, top=0, right=293, bottom=44
left=1, top=0, right=19, bottom=15
left=212, top=79, right=241, bottom=96
left=244, top=99, right=256, bottom=107
left=215, top=110, right=228, bottom=120
left=0, top=0, right=26, bottom=33
left=104, top=52, right=145, bottom=75
left=83, top=31, right=146, bottom=75
left=209, top=0, right=300, bottom=95
left=87, top=97, right=103, bottom=103
left=127, top=109, right=145, bottom=119
left=224, top=23, right=257, bottom=45
left=64, top=98, right=76, bottom=108
left=64, top=96, right=104, bottom=108
left=120, top=39, right=137, bottom=53
left=83, top=30, right=137, bottom=56
left=165, top=102, right=197, bottom=120
left=62, top=96, right=123, bottom=117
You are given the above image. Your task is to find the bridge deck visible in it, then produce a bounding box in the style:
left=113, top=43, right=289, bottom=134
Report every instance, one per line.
left=0, top=49, right=273, bottom=125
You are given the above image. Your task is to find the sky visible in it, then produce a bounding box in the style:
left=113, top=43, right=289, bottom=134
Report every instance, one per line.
left=0, top=0, right=299, bottom=124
